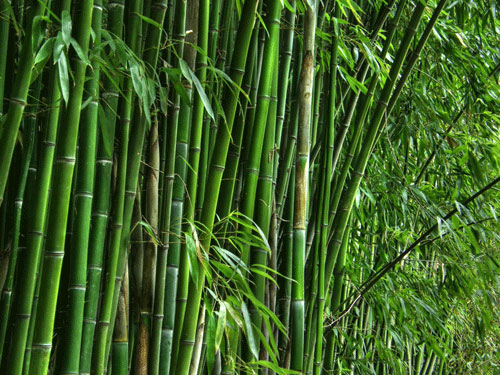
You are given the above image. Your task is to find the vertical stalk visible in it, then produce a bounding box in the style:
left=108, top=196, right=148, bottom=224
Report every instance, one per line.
left=291, top=2, right=316, bottom=372
left=175, top=1, right=258, bottom=373
left=58, top=2, right=102, bottom=373
left=28, top=0, right=94, bottom=373
left=79, top=1, right=125, bottom=372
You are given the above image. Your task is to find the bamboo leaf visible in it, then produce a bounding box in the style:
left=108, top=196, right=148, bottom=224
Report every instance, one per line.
left=135, top=12, right=162, bottom=29
left=179, top=59, right=192, bottom=83
left=61, top=10, right=72, bottom=47
left=186, top=233, right=200, bottom=286
left=53, top=32, right=65, bottom=63
left=241, top=301, right=258, bottom=359
left=138, top=220, right=159, bottom=245
left=31, top=16, right=45, bottom=52
left=163, top=67, right=191, bottom=104
left=215, top=303, right=226, bottom=351
left=70, top=37, right=91, bottom=66
left=188, top=67, right=215, bottom=121
left=58, top=52, right=70, bottom=104
left=34, top=37, right=55, bottom=65
left=206, top=312, right=216, bottom=374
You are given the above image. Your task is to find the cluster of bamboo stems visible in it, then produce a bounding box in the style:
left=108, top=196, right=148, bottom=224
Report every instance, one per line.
left=0, top=0, right=498, bottom=374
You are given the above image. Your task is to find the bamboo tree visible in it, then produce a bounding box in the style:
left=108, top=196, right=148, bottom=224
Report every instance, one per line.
left=27, top=1, right=94, bottom=373
left=326, top=2, right=427, bottom=287
left=239, top=0, right=281, bottom=267
left=175, top=1, right=258, bottom=372
left=0, top=0, right=9, bottom=117
left=291, top=1, right=316, bottom=371
left=92, top=0, right=143, bottom=371
left=0, top=79, right=38, bottom=359
left=158, top=0, right=188, bottom=372
left=79, top=1, right=125, bottom=372
left=1, top=11, right=63, bottom=375
left=0, top=1, right=45, bottom=205
left=58, top=2, right=102, bottom=373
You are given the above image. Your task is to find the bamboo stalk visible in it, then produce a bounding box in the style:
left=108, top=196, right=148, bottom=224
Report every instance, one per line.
left=174, top=1, right=258, bottom=372
left=58, top=3, right=102, bottom=374
left=0, top=1, right=45, bottom=205
left=28, top=1, right=94, bottom=373
left=79, top=1, right=125, bottom=372
left=291, top=2, right=316, bottom=371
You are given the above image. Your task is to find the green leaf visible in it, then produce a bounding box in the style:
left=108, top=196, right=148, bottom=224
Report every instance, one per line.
left=241, top=301, right=258, bottom=360
left=282, top=0, right=296, bottom=14
left=58, top=52, right=70, bottom=104
left=138, top=220, right=159, bottom=246
left=34, top=37, right=55, bottom=65
left=70, top=37, right=91, bottom=66
left=188, top=67, right=215, bottom=121
left=130, top=62, right=145, bottom=98
left=61, top=10, right=72, bottom=47
left=164, top=67, right=191, bottom=105
left=215, top=303, right=226, bottom=352
left=250, top=360, right=300, bottom=374
left=179, top=59, right=192, bottom=83
left=186, top=233, right=200, bottom=286
left=97, top=105, right=114, bottom=157
left=53, top=33, right=65, bottom=63
left=31, top=16, right=45, bottom=52
left=136, top=12, right=162, bottom=29
left=206, top=312, right=216, bottom=375
left=32, top=37, right=55, bottom=83
left=159, top=86, right=168, bottom=114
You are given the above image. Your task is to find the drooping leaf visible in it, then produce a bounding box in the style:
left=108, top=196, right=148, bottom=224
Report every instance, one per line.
left=58, top=52, right=70, bottom=104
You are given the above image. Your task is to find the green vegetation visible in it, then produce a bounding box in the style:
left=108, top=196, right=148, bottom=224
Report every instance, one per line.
left=0, top=0, right=499, bottom=374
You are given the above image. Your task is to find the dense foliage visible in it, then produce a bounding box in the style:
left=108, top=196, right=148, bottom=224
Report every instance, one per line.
left=0, top=0, right=499, bottom=374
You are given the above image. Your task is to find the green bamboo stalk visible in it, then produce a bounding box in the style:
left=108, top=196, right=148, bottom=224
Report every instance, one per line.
left=277, top=167, right=295, bottom=368
left=328, top=0, right=408, bottom=225
left=273, top=0, right=296, bottom=193
left=91, top=0, right=145, bottom=371
left=208, top=0, right=235, bottom=153
left=157, top=94, right=179, bottom=375
left=0, top=85, right=38, bottom=361
left=174, top=1, right=258, bottom=372
left=79, top=1, right=125, bottom=372
left=22, top=256, right=43, bottom=375
left=134, top=83, right=160, bottom=375
left=0, top=0, right=10, bottom=117
left=275, top=33, right=302, bottom=218
left=216, top=24, right=258, bottom=222
left=239, top=0, right=281, bottom=267
left=104, top=0, right=168, bottom=370
left=158, top=0, right=188, bottom=372
left=207, top=0, right=221, bottom=63
left=325, top=2, right=426, bottom=288
left=215, top=0, right=234, bottom=71
left=245, top=14, right=281, bottom=361
left=28, top=1, right=94, bottom=373
left=0, top=1, right=45, bottom=206
left=323, top=225, right=350, bottom=374
left=291, top=2, right=316, bottom=371
left=112, top=267, right=129, bottom=375
left=313, top=23, right=339, bottom=371
left=93, top=91, right=130, bottom=375
left=2, top=29, right=62, bottom=375
left=167, top=5, right=212, bottom=371
left=58, top=2, right=102, bottom=374
left=168, top=71, right=193, bottom=375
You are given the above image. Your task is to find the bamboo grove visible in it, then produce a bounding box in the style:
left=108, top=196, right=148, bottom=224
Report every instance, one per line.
left=0, top=0, right=499, bottom=374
